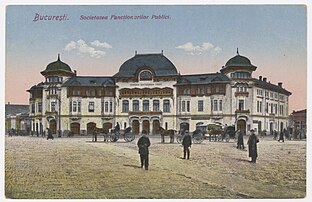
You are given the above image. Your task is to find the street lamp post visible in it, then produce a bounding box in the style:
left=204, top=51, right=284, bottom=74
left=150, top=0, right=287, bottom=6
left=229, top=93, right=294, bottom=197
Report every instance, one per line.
left=57, top=97, right=62, bottom=138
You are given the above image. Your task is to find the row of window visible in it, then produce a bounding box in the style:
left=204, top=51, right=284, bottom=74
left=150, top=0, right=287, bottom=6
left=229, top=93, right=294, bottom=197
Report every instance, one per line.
left=182, top=86, right=225, bottom=95
left=230, top=72, right=251, bottom=79
left=47, top=76, right=62, bottom=83
left=256, top=101, right=284, bottom=115
left=122, top=99, right=170, bottom=113
left=256, top=88, right=285, bottom=101
left=179, top=100, right=223, bottom=113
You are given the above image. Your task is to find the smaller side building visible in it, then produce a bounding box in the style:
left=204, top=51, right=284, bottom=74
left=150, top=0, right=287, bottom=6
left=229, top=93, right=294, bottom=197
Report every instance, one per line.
left=290, top=109, right=306, bottom=139
left=5, top=103, right=30, bottom=135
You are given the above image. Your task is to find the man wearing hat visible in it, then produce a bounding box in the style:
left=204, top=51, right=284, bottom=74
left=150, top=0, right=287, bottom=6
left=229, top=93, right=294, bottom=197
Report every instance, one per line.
left=247, top=129, right=259, bottom=163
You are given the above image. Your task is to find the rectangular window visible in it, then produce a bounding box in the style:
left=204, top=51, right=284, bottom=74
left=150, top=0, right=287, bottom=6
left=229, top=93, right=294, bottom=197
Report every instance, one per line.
left=133, top=100, right=139, bottom=112
left=88, top=102, right=94, bottom=112
left=38, top=102, right=42, bottom=113
left=105, top=101, right=109, bottom=112
left=266, top=103, right=268, bottom=113
left=219, top=100, right=223, bottom=111
left=213, top=100, right=218, bottom=111
left=110, top=101, right=113, bottom=113
left=198, top=100, right=204, bottom=112
left=153, top=100, right=160, bottom=112
left=73, top=101, right=77, bottom=112
left=51, top=101, right=56, bottom=112
left=182, top=101, right=186, bottom=112
left=143, top=100, right=149, bottom=112
left=271, top=103, right=273, bottom=114
left=275, top=104, right=278, bottom=114
left=122, top=100, right=129, bottom=113
left=186, top=101, right=190, bottom=112
left=69, top=100, right=72, bottom=112
left=101, top=99, right=104, bottom=113
left=78, top=101, right=81, bottom=112
left=31, top=103, right=35, bottom=113
left=238, top=100, right=244, bottom=111
left=163, top=100, right=170, bottom=113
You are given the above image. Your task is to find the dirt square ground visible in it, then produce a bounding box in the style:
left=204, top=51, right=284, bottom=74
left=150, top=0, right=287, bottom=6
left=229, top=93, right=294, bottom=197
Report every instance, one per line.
left=4, top=135, right=307, bottom=199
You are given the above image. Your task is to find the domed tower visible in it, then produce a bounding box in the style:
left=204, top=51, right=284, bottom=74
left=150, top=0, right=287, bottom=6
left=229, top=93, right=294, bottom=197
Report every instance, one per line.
left=40, top=54, right=76, bottom=136
left=220, top=49, right=257, bottom=79
left=41, top=54, right=76, bottom=82
left=221, top=49, right=258, bottom=134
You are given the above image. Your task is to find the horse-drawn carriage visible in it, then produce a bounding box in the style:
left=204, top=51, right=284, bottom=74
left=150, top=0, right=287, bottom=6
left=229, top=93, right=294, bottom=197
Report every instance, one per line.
left=176, top=129, right=204, bottom=144
left=93, top=126, right=135, bottom=142
left=196, top=123, right=236, bottom=142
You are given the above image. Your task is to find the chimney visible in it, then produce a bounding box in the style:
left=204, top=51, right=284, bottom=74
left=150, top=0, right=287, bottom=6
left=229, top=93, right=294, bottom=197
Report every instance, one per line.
left=161, top=50, right=164, bottom=55
left=8, top=102, right=10, bottom=105
left=259, top=76, right=262, bottom=81
left=135, top=50, right=137, bottom=55
left=263, top=77, right=267, bottom=82
left=74, top=70, right=77, bottom=76
left=278, top=82, right=283, bottom=88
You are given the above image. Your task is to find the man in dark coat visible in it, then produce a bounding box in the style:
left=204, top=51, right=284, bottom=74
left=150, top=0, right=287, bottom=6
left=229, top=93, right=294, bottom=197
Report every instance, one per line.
left=137, top=130, right=151, bottom=170
left=247, top=129, right=259, bottom=163
left=236, top=130, right=245, bottom=150
left=47, top=128, right=54, bottom=140
left=182, top=132, right=192, bottom=159
left=278, top=130, right=284, bottom=142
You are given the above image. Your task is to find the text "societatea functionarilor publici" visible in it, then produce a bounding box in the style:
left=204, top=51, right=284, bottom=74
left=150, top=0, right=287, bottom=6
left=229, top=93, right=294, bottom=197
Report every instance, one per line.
left=33, top=13, right=170, bottom=22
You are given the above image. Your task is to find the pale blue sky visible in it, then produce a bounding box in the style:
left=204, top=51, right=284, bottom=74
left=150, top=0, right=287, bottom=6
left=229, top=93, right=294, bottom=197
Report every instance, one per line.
left=5, top=5, right=307, bottom=111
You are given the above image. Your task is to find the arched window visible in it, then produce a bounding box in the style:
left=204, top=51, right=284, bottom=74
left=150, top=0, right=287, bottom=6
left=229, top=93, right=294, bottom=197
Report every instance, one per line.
left=139, top=70, right=153, bottom=81
left=122, top=100, right=129, bottom=113
left=133, top=100, right=139, bottom=112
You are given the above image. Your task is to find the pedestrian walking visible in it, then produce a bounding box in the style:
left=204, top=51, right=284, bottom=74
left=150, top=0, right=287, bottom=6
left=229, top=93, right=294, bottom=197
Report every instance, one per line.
left=182, top=132, right=192, bottom=159
left=278, top=130, right=284, bottom=142
left=137, top=130, right=151, bottom=170
left=273, top=130, right=278, bottom=140
left=46, top=128, right=54, bottom=140
left=247, top=129, right=259, bottom=163
left=236, top=130, right=245, bottom=150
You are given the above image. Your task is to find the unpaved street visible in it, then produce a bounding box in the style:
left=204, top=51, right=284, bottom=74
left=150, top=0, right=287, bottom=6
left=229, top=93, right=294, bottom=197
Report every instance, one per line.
left=5, top=135, right=306, bottom=199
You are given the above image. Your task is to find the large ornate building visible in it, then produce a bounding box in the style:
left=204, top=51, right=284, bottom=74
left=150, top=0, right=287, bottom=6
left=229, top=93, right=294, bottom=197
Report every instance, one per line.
left=27, top=51, right=291, bottom=136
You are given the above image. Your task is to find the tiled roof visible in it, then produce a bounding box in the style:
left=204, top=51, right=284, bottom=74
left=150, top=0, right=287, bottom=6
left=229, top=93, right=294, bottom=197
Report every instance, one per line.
left=114, top=53, right=178, bottom=77
left=62, top=76, right=115, bottom=87
left=176, top=73, right=231, bottom=85
left=5, top=104, right=29, bottom=116
left=253, top=79, right=291, bottom=95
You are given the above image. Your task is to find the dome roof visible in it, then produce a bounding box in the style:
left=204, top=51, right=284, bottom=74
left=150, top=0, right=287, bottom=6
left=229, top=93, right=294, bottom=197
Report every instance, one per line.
left=41, top=54, right=74, bottom=76
left=114, top=53, right=178, bottom=77
left=225, top=55, right=253, bottom=67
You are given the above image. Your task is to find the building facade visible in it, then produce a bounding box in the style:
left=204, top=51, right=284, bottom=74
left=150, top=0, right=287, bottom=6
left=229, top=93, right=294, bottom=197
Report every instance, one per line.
left=27, top=51, right=291, bottom=136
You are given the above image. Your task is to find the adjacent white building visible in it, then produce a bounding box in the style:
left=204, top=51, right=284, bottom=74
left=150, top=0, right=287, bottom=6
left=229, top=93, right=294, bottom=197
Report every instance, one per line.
left=27, top=51, right=291, bottom=136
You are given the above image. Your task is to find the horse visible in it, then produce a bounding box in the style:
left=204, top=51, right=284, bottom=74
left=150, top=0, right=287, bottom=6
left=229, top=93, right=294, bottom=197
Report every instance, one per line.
left=159, top=127, right=177, bottom=143
left=93, top=127, right=110, bottom=142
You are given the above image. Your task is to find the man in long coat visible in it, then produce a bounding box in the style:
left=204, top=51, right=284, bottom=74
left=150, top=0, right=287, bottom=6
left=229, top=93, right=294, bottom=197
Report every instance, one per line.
left=236, top=130, right=245, bottom=150
left=182, top=132, right=192, bottom=159
left=247, top=129, right=259, bottom=163
left=137, top=130, right=151, bottom=170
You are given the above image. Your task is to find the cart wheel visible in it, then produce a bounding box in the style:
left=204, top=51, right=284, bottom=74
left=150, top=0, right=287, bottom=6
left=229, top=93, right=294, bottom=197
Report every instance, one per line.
left=193, top=136, right=204, bottom=144
left=124, top=132, right=135, bottom=142
left=110, top=133, right=119, bottom=142
left=177, top=136, right=182, bottom=144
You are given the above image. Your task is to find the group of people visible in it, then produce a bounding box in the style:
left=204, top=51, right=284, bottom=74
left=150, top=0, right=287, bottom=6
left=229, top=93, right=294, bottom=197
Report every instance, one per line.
left=137, top=128, right=261, bottom=170
left=236, top=129, right=259, bottom=163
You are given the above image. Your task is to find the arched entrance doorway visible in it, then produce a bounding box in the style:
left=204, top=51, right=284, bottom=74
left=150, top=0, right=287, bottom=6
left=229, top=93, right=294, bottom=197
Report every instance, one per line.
left=70, top=122, right=80, bottom=135
left=180, top=122, right=189, bottom=131
left=142, top=120, right=150, bottom=134
left=103, top=122, right=112, bottom=134
left=237, top=120, right=246, bottom=134
left=132, top=120, right=140, bottom=135
left=152, top=120, right=160, bottom=134
left=87, top=122, right=96, bottom=135
left=49, top=119, right=57, bottom=134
